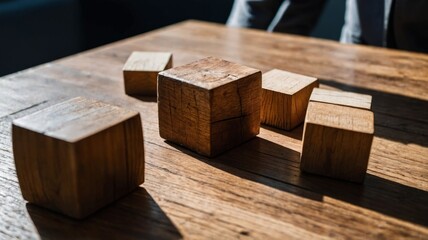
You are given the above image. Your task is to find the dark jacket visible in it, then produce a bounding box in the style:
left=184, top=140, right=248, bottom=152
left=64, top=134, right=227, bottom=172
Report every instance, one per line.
left=227, top=0, right=428, bottom=53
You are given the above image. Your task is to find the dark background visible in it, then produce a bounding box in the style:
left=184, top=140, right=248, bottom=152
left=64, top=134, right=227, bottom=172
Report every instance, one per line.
left=0, top=0, right=345, bottom=77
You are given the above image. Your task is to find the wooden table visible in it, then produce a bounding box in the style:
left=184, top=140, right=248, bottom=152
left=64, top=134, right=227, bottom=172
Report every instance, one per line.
left=1, top=20, right=427, bottom=239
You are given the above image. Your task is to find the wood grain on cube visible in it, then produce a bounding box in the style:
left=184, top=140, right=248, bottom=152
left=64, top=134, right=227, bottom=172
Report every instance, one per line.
left=123, top=51, right=172, bottom=96
left=300, top=102, right=374, bottom=182
left=158, top=56, right=261, bottom=157
left=310, top=88, right=372, bottom=110
left=261, top=69, right=319, bottom=130
left=12, top=97, right=145, bottom=219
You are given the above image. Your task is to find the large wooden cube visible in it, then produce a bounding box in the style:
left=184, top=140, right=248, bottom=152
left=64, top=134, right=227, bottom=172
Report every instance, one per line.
left=158, top=57, right=261, bottom=157
left=300, top=102, right=374, bottom=182
left=12, top=97, right=145, bottom=219
left=261, top=69, right=319, bottom=130
left=310, top=88, right=372, bottom=110
left=123, top=51, right=173, bottom=96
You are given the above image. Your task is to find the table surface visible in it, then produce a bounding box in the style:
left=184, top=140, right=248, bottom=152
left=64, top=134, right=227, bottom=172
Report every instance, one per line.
left=1, top=20, right=427, bottom=239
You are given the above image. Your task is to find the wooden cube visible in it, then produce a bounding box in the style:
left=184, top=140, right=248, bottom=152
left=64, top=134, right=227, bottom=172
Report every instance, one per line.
left=123, top=51, right=173, bottom=96
left=310, top=88, right=372, bottom=110
left=158, top=57, right=261, bottom=157
left=300, top=102, right=374, bottom=182
left=12, top=97, right=145, bottom=219
left=261, top=69, right=319, bottom=130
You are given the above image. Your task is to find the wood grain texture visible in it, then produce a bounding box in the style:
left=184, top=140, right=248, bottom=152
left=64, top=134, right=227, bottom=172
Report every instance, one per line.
left=300, top=102, right=374, bottom=182
left=158, top=57, right=261, bottom=157
left=310, top=88, right=372, bottom=110
left=123, top=51, right=172, bottom=96
left=261, top=69, right=319, bottom=130
left=0, top=21, right=427, bottom=239
left=12, top=97, right=145, bottom=219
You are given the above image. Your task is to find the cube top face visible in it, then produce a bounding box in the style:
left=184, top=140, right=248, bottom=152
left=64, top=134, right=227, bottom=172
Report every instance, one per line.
left=123, top=51, right=172, bottom=72
left=310, top=88, right=372, bottom=110
left=306, top=102, right=374, bottom=134
left=159, top=56, right=260, bottom=90
left=13, top=97, right=139, bottom=142
left=262, top=69, right=318, bottom=95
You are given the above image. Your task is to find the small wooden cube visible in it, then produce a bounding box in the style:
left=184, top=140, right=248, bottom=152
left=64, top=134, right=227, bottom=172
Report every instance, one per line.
left=300, top=102, right=374, bottom=182
left=310, top=88, right=372, bottom=110
left=12, top=97, right=145, bottom=219
left=123, top=51, right=173, bottom=96
left=261, top=69, right=319, bottom=130
left=158, top=57, right=261, bottom=157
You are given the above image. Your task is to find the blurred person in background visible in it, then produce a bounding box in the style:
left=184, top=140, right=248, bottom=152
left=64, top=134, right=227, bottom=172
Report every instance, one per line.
left=227, top=0, right=428, bottom=53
